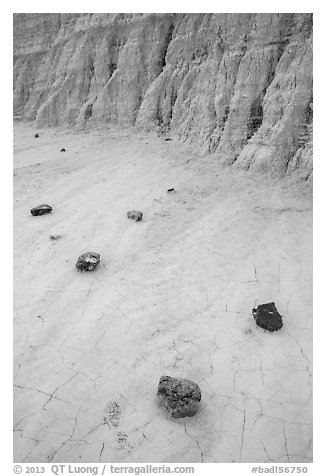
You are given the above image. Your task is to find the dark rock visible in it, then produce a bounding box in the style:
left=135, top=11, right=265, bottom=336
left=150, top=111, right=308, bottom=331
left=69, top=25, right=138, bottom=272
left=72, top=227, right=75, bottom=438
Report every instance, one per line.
left=127, top=210, right=143, bottom=221
left=167, top=188, right=175, bottom=193
left=60, top=148, right=66, bottom=152
left=34, top=133, right=39, bottom=138
left=164, top=138, right=172, bottom=141
left=157, top=376, right=201, bottom=418
left=49, top=234, right=61, bottom=240
left=76, top=252, right=101, bottom=271
left=252, top=302, right=283, bottom=331
left=30, top=204, right=52, bottom=216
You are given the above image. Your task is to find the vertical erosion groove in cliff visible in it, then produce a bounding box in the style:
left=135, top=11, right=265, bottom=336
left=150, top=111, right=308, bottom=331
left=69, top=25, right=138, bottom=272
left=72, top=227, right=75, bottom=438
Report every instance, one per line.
left=13, top=13, right=313, bottom=174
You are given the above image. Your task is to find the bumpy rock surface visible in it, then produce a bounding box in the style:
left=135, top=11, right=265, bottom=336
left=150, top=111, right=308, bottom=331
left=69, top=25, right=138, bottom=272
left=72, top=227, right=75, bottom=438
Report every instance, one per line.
left=76, top=252, right=101, bottom=271
left=13, top=13, right=312, bottom=176
left=252, top=302, right=283, bottom=331
left=127, top=210, right=143, bottom=221
left=157, top=376, right=201, bottom=418
left=30, top=204, right=52, bottom=216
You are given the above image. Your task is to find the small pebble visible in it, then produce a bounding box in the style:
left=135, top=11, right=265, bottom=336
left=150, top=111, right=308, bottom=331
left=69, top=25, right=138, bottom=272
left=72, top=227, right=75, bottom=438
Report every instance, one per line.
left=30, top=204, right=52, bottom=216
left=127, top=210, right=143, bottom=221
left=76, top=252, right=101, bottom=272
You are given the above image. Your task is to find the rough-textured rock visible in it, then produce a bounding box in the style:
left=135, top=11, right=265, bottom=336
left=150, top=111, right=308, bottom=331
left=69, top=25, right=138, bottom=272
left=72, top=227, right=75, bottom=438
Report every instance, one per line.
left=75, top=251, right=100, bottom=271
left=127, top=210, right=143, bottom=221
left=13, top=13, right=312, bottom=175
left=252, top=302, right=283, bottom=331
left=30, top=204, right=52, bottom=216
left=157, top=376, right=201, bottom=418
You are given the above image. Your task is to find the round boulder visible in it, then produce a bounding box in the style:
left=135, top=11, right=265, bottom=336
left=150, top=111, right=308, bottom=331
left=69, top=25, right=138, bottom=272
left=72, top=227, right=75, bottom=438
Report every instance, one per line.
left=252, top=302, right=283, bottom=332
left=76, top=252, right=101, bottom=272
left=157, top=376, right=201, bottom=418
left=127, top=210, right=143, bottom=221
left=30, top=204, right=52, bottom=216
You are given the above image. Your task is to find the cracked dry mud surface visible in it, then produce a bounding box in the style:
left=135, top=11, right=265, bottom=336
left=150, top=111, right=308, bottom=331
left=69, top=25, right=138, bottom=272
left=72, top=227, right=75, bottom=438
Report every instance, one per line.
left=13, top=123, right=312, bottom=463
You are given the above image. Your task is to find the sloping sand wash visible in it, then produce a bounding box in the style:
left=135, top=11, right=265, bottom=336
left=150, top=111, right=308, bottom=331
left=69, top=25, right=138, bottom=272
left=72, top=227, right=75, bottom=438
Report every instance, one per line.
left=13, top=123, right=312, bottom=463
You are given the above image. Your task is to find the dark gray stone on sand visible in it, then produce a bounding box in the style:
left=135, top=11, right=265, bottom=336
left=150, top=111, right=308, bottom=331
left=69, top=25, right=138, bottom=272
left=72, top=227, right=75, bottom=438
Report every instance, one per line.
left=76, top=252, right=101, bottom=271
left=252, top=302, right=283, bottom=331
left=30, top=204, right=52, bottom=216
left=127, top=210, right=143, bottom=221
left=157, top=376, right=201, bottom=418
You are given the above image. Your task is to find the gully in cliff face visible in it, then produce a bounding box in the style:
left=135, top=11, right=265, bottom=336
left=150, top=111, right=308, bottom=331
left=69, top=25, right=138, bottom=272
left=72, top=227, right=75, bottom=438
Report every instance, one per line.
left=13, top=13, right=312, bottom=175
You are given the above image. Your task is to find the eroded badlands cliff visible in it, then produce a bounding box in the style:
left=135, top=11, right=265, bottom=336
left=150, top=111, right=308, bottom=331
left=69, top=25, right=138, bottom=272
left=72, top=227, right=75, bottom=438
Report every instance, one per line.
left=13, top=13, right=313, bottom=173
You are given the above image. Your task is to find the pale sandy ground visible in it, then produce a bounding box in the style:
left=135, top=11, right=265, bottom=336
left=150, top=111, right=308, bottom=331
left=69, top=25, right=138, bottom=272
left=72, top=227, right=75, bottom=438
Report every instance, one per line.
left=13, top=122, right=312, bottom=463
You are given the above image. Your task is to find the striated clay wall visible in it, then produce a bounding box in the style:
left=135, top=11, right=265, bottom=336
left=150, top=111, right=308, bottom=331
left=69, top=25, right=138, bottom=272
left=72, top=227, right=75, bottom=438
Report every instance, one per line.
left=13, top=13, right=313, bottom=174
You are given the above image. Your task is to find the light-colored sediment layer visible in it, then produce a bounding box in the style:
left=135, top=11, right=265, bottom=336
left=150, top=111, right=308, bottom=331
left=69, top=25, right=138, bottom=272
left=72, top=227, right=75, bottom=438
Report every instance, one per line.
left=13, top=13, right=313, bottom=174
left=14, top=123, right=312, bottom=463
